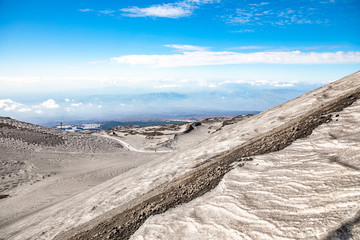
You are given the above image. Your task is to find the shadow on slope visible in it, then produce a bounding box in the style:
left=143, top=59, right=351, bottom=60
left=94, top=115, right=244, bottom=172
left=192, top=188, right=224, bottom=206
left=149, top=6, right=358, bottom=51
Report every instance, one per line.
left=324, top=211, right=360, bottom=240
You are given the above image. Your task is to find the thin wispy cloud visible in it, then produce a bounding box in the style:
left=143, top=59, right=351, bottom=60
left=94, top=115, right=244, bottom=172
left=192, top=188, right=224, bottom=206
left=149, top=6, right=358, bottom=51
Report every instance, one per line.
left=218, top=79, right=296, bottom=87
left=197, top=79, right=217, bottom=88
left=99, top=10, right=116, bottom=15
left=229, top=46, right=269, bottom=50
left=226, top=1, right=330, bottom=27
left=111, top=50, right=360, bottom=68
left=231, top=29, right=254, bottom=33
left=154, top=84, right=182, bottom=89
left=273, top=83, right=295, bottom=87
left=79, top=8, right=93, bottom=12
left=88, top=60, right=108, bottom=64
left=18, top=108, right=32, bottom=112
left=70, top=102, right=83, bottom=107
left=121, top=5, right=192, bottom=18
left=165, top=44, right=210, bottom=51
left=121, top=0, right=219, bottom=18
left=79, top=8, right=116, bottom=16
left=319, top=0, right=335, bottom=3
left=78, top=1, right=219, bottom=19
left=248, top=2, right=269, bottom=7
left=229, top=45, right=345, bottom=51
left=275, top=45, right=347, bottom=51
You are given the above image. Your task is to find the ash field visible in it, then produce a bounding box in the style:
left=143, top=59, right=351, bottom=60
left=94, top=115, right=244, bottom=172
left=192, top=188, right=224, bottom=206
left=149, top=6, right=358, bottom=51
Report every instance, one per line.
left=1, top=72, right=360, bottom=240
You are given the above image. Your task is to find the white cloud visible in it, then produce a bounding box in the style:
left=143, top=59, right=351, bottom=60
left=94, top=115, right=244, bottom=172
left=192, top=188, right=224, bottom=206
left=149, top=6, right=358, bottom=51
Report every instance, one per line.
left=208, top=83, right=217, bottom=88
left=39, top=99, right=60, bottom=109
left=65, top=98, right=70, bottom=102
left=0, top=99, right=60, bottom=113
left=100, top=77, right=162, bottom=87
left=88, top=60, right=108, bottom=64
left=197, top=79, right=217, bottom=88
left=18, top=108, right=32, bottom=112
left=275, top=45, right=346, bottom=51
left=0, top=99, right=29, bottom=112
left=121, top=0, right=219, bottom=18
left=218, top=79, right=296, bottom=87
left=79, top=8, right=93, bottom=12
left=218, top=80, right=249, bottom=85
left=226, top=2, right=329, bottom=27
left=229, top=46, right=269, bottom=50
left=111, top=51, right=360, bottom=68
left=319, top=0, right=335, bottom=3
left=273, top=83, right=294, bottom=87
left=80, top=1, right=219, bottom=19
left=70, top=102, right=83, bottom=107
left=228, top=10, right=253, bottom=24
left=165, top=44, right=209, bottom=51
left=231, top=29, right=254, bottom=33
left=248, top=2, right=269, bottom=7
left=0, top=99, right=21, bottom=111
left=99, top=10, right=115, bottom=15
left=154, top=84, right=182, bottom=89
left=122, top=5, right=191, bottom=18
left=0, top=99, right=12, bottom=109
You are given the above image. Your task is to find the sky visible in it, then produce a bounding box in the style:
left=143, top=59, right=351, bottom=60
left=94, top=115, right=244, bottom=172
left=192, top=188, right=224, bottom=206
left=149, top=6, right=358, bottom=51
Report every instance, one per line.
left=0, top=0, right=359, bottom=124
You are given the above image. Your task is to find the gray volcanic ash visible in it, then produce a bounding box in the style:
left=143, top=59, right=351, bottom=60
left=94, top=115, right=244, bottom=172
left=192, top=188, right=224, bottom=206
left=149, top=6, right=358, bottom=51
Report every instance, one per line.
left=1, top=71, right=360, bottom=240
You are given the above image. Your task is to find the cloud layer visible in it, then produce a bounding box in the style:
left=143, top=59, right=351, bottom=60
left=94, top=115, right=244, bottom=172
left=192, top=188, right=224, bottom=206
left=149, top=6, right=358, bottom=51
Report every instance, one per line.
left=111, top=50, right=360, bottom=68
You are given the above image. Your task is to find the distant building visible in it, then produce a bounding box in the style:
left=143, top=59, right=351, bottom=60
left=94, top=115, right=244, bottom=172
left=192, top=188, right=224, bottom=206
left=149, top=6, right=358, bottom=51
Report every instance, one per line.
left=57, top=125, right=72, bottom=129
left=81, top=124, right=101, bottom=129
left=56, top=123, right=101, bottom=132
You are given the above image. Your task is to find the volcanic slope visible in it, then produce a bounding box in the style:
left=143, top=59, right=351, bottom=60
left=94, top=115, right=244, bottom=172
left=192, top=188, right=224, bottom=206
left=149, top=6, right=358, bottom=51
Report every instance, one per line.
left=0, top=118, right=161, bottom=233
left=1, top=71, right=360, bottom=240
left=132, top=90, right=360, bottom=240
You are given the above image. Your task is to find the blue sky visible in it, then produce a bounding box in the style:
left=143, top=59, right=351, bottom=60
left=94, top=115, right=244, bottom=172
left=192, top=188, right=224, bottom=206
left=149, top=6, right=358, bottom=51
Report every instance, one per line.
left=0, top=0, right=359, bottom=124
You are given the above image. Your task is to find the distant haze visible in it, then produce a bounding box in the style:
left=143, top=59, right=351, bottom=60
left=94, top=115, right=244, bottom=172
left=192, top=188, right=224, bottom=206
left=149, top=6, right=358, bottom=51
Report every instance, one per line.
left=0, top=81, right=320, bottom=125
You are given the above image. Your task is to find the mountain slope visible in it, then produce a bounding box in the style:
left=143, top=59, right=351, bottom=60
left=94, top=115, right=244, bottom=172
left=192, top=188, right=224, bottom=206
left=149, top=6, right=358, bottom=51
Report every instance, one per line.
left=132, top=91, right=360, bottom=240
left=58, top=74, right=360, bottom=240
left=1, top=71, right=359, bottom=240
left=0, top=118, right=156, bottom=235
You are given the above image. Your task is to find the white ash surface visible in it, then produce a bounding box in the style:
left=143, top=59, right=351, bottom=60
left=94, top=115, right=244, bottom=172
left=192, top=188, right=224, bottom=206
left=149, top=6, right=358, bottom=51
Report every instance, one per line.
left=0, top=72, right=359, bottom=240
left=0, top=118, right=158, bottom=233
left=131, top=100, right=360, bottom=240
left=105, top=118, right=232, bottom=152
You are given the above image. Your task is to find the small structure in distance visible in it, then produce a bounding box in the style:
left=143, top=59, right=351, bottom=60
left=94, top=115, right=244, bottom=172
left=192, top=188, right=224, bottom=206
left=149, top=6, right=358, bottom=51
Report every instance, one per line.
left=56, top=123, right=101, bottom=132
